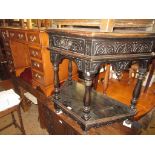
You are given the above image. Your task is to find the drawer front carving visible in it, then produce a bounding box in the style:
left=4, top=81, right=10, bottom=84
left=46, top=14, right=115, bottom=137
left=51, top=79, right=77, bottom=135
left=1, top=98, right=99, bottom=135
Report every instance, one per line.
left=92, top=39, right=154, bottom=56
left=29, top=47, right=42, bottom=60
left=16, top=32, right=26, bottom=41
left=31, top=60, right=43, bottom=72
left=50, top=35, right=85, bottom=54
left=27, top=33, right=40, bottom=44
left=32, top=70, right=44, bottom=84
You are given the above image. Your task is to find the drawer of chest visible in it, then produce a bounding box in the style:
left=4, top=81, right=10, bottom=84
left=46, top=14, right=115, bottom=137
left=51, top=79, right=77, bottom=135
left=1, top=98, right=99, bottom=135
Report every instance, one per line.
left=16, top=32, right=27, bottom=41
left=27, top=32, right=40, bottom=44
left=9, top=31, right=17, bottom=39
left=29, top=47, right=42, bottom=60
left=31, top=60, right=43, bottom=72
left=32, top=70, right=44, bottom=84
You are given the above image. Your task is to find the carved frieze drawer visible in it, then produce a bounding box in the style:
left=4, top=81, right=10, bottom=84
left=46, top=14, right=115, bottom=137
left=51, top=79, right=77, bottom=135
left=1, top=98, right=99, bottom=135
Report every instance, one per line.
left=50, top=35, right=85, bottom=54
left=92, top=39, right=155, bottom=56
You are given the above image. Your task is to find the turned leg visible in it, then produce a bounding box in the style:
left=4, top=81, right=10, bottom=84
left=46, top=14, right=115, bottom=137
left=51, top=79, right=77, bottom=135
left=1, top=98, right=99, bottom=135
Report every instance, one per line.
left=53, top=62, right=61, bottom=112
left=68, top=59, right=72, bottom=85
left=130, top=61, right=148, bottom=112
left=82, top=73, right=93, bottom=121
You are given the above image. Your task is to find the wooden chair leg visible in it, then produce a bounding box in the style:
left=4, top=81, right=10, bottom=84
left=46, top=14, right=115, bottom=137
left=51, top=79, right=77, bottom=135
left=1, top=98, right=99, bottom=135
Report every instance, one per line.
left=102, top=64, right=111, bottom=94
left=17, top=106, right=26, bottom=135
left=11, top=112, right=18, bottom=128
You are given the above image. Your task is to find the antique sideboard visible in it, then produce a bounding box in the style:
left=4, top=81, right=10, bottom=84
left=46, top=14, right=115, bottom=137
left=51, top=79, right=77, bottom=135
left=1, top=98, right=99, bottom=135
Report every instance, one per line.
left=47, top=28, right=155, bottom=130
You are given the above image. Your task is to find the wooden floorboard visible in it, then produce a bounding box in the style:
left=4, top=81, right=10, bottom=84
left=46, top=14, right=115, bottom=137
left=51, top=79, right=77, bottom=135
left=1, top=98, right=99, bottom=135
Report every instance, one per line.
left=96, top=72, right=155, bottom=120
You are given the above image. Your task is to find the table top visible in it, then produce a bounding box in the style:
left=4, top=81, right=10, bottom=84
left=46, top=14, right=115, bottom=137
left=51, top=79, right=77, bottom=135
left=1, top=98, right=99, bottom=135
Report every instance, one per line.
left=47, top=28, right=155, bottom=63
left=47, top=28, right=155, bottom=38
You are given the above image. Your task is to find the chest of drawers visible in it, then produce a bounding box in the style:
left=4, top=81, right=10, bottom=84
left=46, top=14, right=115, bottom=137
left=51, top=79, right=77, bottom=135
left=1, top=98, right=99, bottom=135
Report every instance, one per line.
left=0, top=28, right=78, bottom=96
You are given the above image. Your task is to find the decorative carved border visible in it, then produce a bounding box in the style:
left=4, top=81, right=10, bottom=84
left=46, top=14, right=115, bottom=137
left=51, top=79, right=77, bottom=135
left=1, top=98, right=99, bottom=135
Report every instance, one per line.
left=92, top=39, right=154, bottom=56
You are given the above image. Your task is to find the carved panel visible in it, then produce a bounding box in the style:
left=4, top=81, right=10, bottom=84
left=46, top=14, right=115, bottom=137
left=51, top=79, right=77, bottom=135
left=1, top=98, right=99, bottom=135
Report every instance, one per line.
left=112, top=61, right=131, bottom=72
left=75, top=58, right=83, bottom=71
left=74, top=59, right=101, bottom=75
left=50, top=35, right=85, bottom=54
left=89, top=62, right=101, bottom=74
left=92, top=39, right=154, bottom=56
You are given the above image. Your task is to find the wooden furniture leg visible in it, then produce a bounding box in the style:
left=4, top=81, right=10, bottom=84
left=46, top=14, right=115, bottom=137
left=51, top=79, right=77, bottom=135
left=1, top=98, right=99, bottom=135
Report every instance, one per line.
left=130, top=61, right=149, bottom=112
left=144, top=59, right=155, bottom=92
left=17, top=106, right=26, bottom=135
left=82, top=74, right=93, bottom=121
left=68, top=59, right=72, bottom=85
left=102, top=64, right=111, bottom=94
left=11, top=112, right=18, bottom=128
left=53, top=62, right=60, bottom=111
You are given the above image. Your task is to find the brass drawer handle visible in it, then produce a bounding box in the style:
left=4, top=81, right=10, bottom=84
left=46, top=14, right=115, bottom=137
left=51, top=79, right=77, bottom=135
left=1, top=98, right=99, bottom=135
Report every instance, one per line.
left=35, top=73, right=41, bottom=79
left=2, top=31, right=9, bottom=38
left=10, top=32, right=15, bottom=37
left=59, top=120, right=63, bottom=124
left=5, top=42, right=9, bottom=46
left=30, top=35, right=37, bottom=42
left=9, top=60, right=13, bottom=64
left=32, top=50, right=39, bottom=57
left=33, top=62, right=40, bottom=68
left=2, top=32, right=6, bottom=38
left=18, top=33, right=24, bottom=39
left=7, top=51, right=11, bottom=55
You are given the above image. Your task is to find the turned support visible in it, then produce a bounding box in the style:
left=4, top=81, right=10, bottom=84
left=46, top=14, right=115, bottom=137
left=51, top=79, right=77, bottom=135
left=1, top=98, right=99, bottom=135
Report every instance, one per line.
left=53, top=62, right=61, bottom=112
left=130, top=61, right=149, bottom=112
left=82, top=73, right=93, bottom=121
left=68, top=59, right=72, bottom=85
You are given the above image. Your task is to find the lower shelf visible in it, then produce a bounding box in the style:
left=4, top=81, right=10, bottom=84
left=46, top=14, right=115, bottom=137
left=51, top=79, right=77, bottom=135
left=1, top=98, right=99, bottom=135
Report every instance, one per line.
left=52, top=81, right=135, bottom=130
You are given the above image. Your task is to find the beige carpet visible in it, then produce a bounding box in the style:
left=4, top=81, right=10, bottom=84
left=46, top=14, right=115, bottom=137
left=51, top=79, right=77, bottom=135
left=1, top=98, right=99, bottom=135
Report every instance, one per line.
left=0, top=104, right=48, bottom=135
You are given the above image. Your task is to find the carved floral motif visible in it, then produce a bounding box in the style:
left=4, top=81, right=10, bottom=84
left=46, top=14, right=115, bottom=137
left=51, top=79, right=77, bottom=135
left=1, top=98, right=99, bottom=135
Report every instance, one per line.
left=50, top=35, right=85, bottom=54
left=93, top=40, right=154, bottom=55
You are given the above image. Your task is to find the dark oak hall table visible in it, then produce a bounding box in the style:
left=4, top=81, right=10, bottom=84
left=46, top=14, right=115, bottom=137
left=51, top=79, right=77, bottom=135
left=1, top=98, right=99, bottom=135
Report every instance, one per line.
left=47, top=28, right=155, bottom=131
